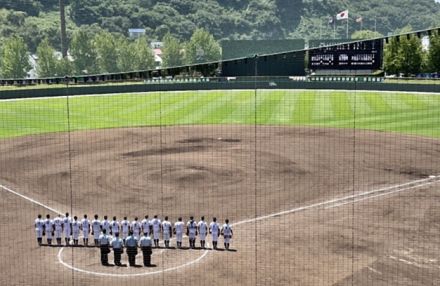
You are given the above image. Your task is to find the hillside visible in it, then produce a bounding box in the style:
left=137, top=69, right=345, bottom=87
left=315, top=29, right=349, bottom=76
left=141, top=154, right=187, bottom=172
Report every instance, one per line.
left=0, top=0, right=439, bottom=52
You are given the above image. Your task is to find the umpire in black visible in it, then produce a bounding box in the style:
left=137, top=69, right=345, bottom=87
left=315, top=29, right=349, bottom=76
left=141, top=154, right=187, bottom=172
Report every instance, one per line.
left=125, top=230, right=138, bottom=266
left=139, top=234, right=153, bottom=266
left=99, top=229, right=111, bottom=266
left=111, top=232, right=124, bottom=266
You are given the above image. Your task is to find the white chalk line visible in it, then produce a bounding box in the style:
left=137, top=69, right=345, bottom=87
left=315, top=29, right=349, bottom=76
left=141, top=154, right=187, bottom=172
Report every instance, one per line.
left=1, top=175, right=440, bottom=277
left=0, top=183, right=64, bottom=215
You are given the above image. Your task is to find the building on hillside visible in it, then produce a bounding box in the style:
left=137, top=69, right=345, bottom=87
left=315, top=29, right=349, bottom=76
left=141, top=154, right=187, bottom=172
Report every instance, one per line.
left=128, top=28, right=146, bottom=39
left=153, top=48, right=163, bottom=68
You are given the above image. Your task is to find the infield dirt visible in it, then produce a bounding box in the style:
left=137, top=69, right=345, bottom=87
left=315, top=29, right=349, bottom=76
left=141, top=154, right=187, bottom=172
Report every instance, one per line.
left=1, top=125, right=440, bottom=285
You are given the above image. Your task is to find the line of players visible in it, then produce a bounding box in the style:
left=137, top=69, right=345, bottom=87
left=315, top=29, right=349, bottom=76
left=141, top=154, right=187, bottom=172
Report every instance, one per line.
left=34, top=213, right=233, bottom=250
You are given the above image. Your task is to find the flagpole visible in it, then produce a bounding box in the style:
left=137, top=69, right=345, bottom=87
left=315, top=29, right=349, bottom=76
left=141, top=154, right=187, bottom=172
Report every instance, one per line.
left=346, top=18, right=349, bottom=39
left=334, top=19, right=336, bottom=39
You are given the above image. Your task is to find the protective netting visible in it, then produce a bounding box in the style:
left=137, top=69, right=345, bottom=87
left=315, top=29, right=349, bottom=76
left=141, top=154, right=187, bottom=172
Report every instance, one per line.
left=0, top=76, right=440, bottom=286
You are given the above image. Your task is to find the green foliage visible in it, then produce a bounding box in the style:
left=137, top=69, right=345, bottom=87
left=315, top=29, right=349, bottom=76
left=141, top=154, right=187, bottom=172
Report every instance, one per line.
left=162, top=33, right=184, bottom=67
left=384, top=35, right=423, bottom=76
left=94, top=31, right=118, bottom=73
left=132, top=37, right=155, bottom=70
left=398, top=35, right=423, bottom=76
left=36, top=38, right=58, bottom=77
left=185, top=28, right=221, bottom=64
left=56, top=58, right=73, bottom=76
left=428, top=33, right=440, bottom=73
left=115, top=37, right=136, bottom=72
left=351, top=30, right=383, bottom=40
left=0, top=37, right=30, bottom=78
left=70, top=27, right=98, bottom=74
left=384, top=38, right=400, bottom=75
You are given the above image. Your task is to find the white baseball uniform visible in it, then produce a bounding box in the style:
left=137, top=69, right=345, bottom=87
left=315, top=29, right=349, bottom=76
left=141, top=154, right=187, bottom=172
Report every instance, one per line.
left=72, top=220, right=81, bottom=240
left=198, top=220, right=208, bottom=240
left=174, top=221, right=184, bottom=243
left=53, top=217, right=63, bottom=239
left=44, top=218, right=54, bottom=239
left=131, top=220, right=141, bottom=239
left=151, top=218, right=161, bottom=240
left=110, top=220, right=120, bottom=235
left=34, top=218, right=44, bottom=238
left=91, top=219, right=102, bottom=240
left=187, top=220, right=197, bottom=239
left=101, top=219, right=110, bottom=234
left=63, top=216, right=72, bottom=238
left=209, top=221, right=220, bottom=242
left=162, top=220, right=172, bottom=241
left=81, top=218, right=90, bottom=239
left=222, top=223, right=233, bottom=243
left=120, top=219, right=130, bottom=239
left=141, top=218, right=150, bottom=235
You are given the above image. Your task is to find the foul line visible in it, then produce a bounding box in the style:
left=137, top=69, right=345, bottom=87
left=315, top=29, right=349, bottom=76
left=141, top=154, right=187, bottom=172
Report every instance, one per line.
left=1, top=175, right=439, bottom=277
left=0, top=183, right=63, bottom=215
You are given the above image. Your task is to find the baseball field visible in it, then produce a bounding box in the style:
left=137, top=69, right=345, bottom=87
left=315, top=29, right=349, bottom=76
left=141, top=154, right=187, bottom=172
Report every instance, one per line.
left=1, top=88, right=440, bottom=285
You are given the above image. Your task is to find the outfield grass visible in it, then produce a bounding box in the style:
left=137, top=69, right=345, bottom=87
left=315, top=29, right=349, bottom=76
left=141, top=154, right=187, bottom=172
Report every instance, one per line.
left=0, top=90, right=439, bottom=139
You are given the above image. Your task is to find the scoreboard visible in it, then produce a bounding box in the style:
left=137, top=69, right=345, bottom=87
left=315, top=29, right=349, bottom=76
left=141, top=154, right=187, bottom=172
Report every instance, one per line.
left=308, top=39, right=383, bottom=70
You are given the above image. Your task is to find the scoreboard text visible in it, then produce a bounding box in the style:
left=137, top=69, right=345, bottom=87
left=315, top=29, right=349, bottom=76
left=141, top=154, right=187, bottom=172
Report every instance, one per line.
left=309, top=39, right=383, bottom=70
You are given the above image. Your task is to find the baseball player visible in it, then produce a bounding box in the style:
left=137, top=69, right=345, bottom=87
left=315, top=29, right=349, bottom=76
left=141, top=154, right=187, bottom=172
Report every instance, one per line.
left=110, top=216, right=119, bottom=236
left=161, top=216, right=172, bottom=248
left=209, top=217, right=220, bottom=250
left=111, top=233, right=124, bottom=266
left=139, top=234, right=153, bottom=266
left=99, top=229, right=111, bottom=266
left=53, top=214, right=63, bottom=246
left=71, top=216, right=81, bottom=246
left=198, top=216, right=208, bottom=249
left=221, top=219, right=233, bottom=250
left=91, top=214, right=102, bottom=246
left=34, top=214, right=44, bottom=246
left=141, top=215, right=150, bottom=237
left=174, top=217, right=184, bottom=249
left=101, top=215, right=111, bottom=234
left=131, top=217, right=141, bottom=240
left=120, top=216, right=130, bottom=243
left=81, top=214, right=90, bottom=246
left=63, top=212, right=72, bottom=246
left=187, top=216, right=198, bottom=249
left=150, top=215, right=161, bottom=248
left=44, top=214, right=54, bottom=245
left=125, top=230, right=138, bottom=267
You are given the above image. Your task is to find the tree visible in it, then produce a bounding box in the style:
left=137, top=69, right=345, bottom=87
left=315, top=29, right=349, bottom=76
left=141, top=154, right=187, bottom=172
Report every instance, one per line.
left=70, top=28, right=98, bottom=74
left=384, top=38, right=402, bottom=76
left=351, top=30, right=383, bottom=40
left=115, top=37, right=136, bottom=72
left=429, top=32, right=440, bottom=73
left=57, top=58, right=73, bottom=76
left=0, top=37, right=30, bottom=78
left=398, top=35, right=423, bottom=76
left=185, top=28, right=221, bottom=65
left=162, top=33, right=184, bottom=67
left=94, top=31, right=118, bottom=73
left=133, top=36, right=155, bottom=70
left=36, top=38, right=58, bottom=77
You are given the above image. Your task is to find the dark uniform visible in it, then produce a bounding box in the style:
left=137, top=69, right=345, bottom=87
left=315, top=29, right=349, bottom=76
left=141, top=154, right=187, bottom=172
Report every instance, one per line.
left=139, top=235, right=153, bottom=266
left=99, top=232, right=111, bottom=265
left=125, top=235, right=138, bottom=266
left=111, top=235, right=123, bottom=266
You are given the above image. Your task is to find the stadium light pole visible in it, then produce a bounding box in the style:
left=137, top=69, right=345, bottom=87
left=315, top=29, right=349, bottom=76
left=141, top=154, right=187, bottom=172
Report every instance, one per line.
left=59, top=0, right=67, bottom=58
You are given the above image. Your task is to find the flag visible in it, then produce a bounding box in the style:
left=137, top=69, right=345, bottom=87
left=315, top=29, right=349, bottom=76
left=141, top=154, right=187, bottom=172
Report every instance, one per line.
left=336, top=10, right=349, bottom=20
left=356, top=17, right=363, bottom=23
